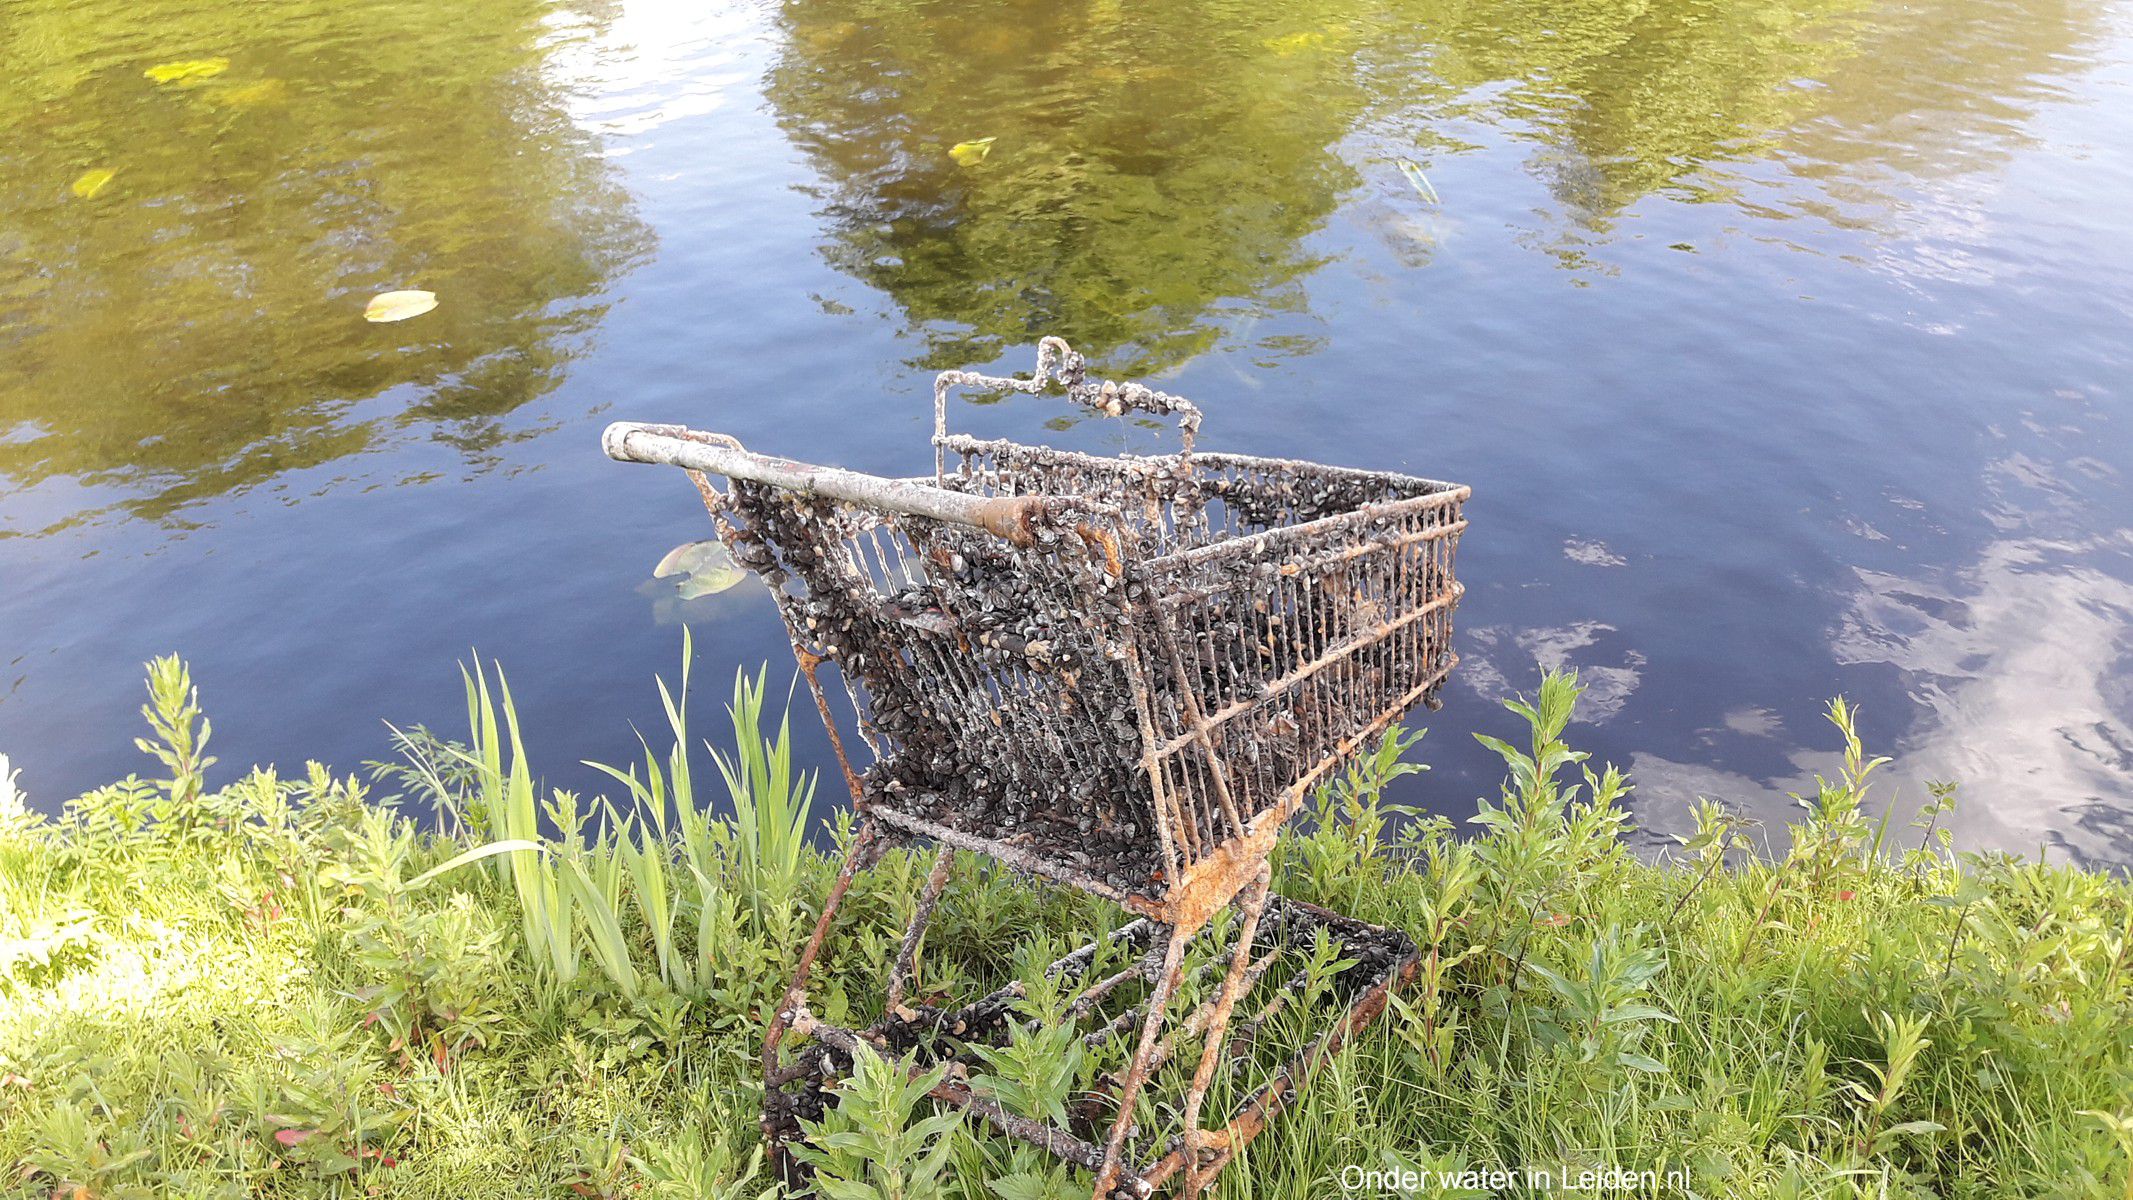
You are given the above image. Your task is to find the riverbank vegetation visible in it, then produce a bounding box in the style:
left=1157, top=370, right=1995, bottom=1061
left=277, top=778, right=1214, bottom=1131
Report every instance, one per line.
left=3, top=653, right=2130, bottom=1199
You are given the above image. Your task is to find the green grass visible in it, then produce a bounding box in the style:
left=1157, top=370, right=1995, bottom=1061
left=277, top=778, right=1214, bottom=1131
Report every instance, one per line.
left=2, top=652, right=2131, bottom=1199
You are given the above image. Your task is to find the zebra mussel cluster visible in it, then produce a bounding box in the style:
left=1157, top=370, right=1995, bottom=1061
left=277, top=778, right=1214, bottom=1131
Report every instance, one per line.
left=719, top=451, right=1452, bottom=896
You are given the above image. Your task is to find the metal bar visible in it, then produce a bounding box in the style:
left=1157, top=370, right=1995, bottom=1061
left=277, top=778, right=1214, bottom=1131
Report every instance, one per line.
left=1125, top=628, right=1190, bottom=886
left=796, top=650, right=871, bottom=810
left=1120, top=938, right=1285, bottom=1074
left=605, top=422, right=1068, bottom=545
left=869, top=804, right=1164, bottom=916
left=1068, top=947, right=1166, bottom=1021
left=885, top=848, right=956, bottom=1013
left=1092, top=924, right=1190, bottom=1196
left=1084, top=890, right=1297, bottom=1061
left=880, top=915, right=1162, bottom=1044
left=934, top=435, right=1465, bottom=499
left=1230, top=966, right=1311, bottom=1045
left=1148, top=604, right=1248, bottom=841
left=1145, top=495, right=1468, bottom=575
left=1181, top=952, right=1421, bottom=1187
left=761, top=819, right=883, bottom=1094
left=1148, top=521, right=1470, bottom=609
left=1180, top=864, right=1273, bottom=1193
left=933, top=337, right=1202, bottom=482
left=1277, top=660, right=1455, bottom=802
left=1142, top=592, right=1462, bottom=763
left=1051, top=918, right=1161, bottom=982
left=1139, top=944, right=1422, bottom=1192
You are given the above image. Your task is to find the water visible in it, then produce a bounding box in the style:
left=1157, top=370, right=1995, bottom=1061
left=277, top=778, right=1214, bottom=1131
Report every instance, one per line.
left=5, top=0, right=2131, bottom=865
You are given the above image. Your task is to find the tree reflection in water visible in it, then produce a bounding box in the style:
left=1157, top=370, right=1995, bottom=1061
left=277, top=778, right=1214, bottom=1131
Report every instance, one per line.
left=0, top=0, right=651, bottom=532
left=765, top=0, right=2102, bottom=367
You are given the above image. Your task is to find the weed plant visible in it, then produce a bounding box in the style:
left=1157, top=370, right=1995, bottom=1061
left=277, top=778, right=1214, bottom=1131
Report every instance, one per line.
left=1, top=652, right=2129, bottom=1198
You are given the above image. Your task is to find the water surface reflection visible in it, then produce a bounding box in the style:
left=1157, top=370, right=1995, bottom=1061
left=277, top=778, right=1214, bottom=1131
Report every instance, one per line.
left=0, top=0, right=651, bottom=533
left=0, top=0, right=2129, bottom=868
left=764, top=0, right=2108, bottom=370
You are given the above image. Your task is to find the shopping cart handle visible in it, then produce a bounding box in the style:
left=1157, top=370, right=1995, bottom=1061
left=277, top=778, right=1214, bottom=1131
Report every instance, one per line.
left=603, top=421, right=1057, bottom=545
left=931, top=337, right=1200, bottom=479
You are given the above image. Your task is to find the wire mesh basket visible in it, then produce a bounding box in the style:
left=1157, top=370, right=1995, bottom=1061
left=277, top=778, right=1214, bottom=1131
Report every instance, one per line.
left=604, top=337, right=1468, bottom=923
left=605, top=338, right=1470, bottom=1197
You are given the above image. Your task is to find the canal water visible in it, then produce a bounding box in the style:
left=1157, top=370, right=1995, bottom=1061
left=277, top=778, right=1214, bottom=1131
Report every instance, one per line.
left=4, top=0, right=2131, bottom=864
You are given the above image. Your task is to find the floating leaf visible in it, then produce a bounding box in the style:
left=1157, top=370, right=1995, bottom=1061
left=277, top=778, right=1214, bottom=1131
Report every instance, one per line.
left=144, top=58, right=230, bottom=85
left=948, top=137, right=997, bottom=167
left=69, top=169, right=116, bottom=200
left=1399, top=160, right=1440, bottom=205
left=1262, top=31, right=1326, bottom=55
left=363, top=290, right=438, bottom=323
left=653, top=540, right=747, bottom=599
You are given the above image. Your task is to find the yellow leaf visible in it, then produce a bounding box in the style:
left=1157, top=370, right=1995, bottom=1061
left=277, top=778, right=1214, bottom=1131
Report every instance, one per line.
left=1262, top=31, right=1326, bottom=55
left=949, top=137, right=997, bottom=167
left=70, top=169, right=116, bottom=200
left=363, top=290, right=438, bottom=323
left=144, top=57, right=230, bottom=85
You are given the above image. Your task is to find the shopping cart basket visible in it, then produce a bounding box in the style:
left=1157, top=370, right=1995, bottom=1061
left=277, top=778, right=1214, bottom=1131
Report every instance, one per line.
left=603, top=338, right=1469, bottom=1196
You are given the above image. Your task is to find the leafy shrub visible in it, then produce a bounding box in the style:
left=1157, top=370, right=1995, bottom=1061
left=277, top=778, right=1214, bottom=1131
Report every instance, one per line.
left=790, top=1043, right=963, bottom=1200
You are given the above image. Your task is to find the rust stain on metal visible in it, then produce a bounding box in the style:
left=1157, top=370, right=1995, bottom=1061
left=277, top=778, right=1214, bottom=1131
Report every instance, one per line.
left=605, top=339, right=1467, bottom=1197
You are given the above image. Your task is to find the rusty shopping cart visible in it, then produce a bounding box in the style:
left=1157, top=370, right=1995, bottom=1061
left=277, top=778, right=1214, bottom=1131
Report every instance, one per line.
left=602, top=338, right=1469, bottom=1197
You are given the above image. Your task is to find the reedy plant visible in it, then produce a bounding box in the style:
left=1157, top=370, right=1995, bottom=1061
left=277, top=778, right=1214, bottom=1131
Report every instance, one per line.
left=457, top=659, right=583, bottom=991
left=709, top=663, right=817, bottom=933
left=581, top=630, right=816, bottom=996
left=135, top=654, right=216, bottom=817
left=442, top=635, right=820, bottom=1005
left=583, top=627, right=727, bottom=983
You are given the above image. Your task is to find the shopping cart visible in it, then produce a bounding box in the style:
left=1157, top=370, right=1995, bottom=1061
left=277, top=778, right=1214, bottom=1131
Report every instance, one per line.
left=603, top=338, right=1468, bottom=1196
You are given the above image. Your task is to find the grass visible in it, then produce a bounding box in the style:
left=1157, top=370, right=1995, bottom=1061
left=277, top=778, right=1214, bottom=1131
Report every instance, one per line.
left=2, top=649, right=2130, bottom=1199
